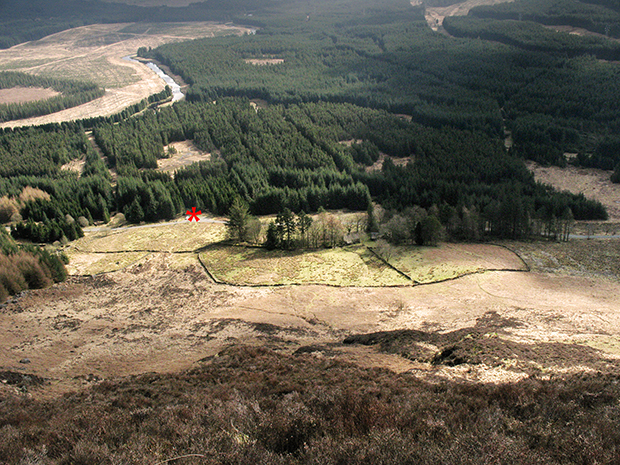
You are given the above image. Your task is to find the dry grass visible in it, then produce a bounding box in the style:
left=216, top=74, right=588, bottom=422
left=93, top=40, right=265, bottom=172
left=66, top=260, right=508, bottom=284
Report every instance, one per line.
left=200, top=244, right=409, bottom=286
left=390, top=243, right=527, bottom=283
left=0, top=87, right=59, bottom=105
left=65, top=251, right=151, bottom=275
left=244, top=58, right=285, bottom=66
left=0, top=22, right=252, bottom=128
left=508, top=239, right=620, bottom=279
left=68, top=220, right=226, bottom=255
left=60, top=157, right=86, bottom=176
left=158, top=140, right=213, bottom=173
left=365, top=152, right=412, bottom=172
left=528, top=161, right=620, bottom=221
left=199, top=242, right=526, bottom=286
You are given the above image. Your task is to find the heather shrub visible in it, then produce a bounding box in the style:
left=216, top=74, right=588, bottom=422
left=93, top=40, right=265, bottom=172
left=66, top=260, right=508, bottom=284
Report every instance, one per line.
left=0, top=253, right=27, bottom=295
left=1, top=347, right=619, bottom=464
left=0, top=196, right=18, bottom=223
left=14, top=251, right=52, bottom=289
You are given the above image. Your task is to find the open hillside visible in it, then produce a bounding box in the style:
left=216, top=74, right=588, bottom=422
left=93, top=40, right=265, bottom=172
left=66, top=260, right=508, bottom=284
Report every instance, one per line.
left=2, top=0, right=620, bottom=462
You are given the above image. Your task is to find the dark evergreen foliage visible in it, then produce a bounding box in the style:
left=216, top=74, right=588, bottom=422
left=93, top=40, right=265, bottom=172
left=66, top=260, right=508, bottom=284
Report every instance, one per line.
left=0, top=0, right=616, bottom=242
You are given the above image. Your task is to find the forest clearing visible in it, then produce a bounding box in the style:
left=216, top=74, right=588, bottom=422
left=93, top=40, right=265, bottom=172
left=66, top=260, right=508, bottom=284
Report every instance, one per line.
left=528, top=161, right=620, bottom=222
left=0, top=87, right=59, bottom=105
left=158, top=140, right=214, bottom=173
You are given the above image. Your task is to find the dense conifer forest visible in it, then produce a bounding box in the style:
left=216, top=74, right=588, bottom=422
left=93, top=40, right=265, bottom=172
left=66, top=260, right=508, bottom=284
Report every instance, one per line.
left=1, top=0, right=619, bottom=249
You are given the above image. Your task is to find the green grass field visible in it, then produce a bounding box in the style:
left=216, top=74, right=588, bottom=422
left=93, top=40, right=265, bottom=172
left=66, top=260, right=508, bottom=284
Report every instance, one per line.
left=199, top=242, right=526, bottom=287
left=389, top=243, right=527, bottom=283
left=200, top=244, right=409, bottom=287
left=65, top=219, right=527, bottom=283
left=69, top=221, right=226, bottom=253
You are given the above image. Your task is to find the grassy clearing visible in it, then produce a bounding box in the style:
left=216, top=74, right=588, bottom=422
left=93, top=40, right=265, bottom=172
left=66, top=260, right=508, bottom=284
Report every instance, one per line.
left=70, top=221, right=226, bottom=254
left=200, top=244, right=409, bottom=286
left=387, top=243, right=526, bottom=283
left=509, top=239, right=620, bottom=279
left=199, top=242, right=526, bottom=286
left=66, top=219, right=527, bottom=282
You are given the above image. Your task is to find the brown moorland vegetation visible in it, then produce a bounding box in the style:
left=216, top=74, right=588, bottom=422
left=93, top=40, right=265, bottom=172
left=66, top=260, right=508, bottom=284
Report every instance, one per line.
left=1, top=345, right=620, bottom=464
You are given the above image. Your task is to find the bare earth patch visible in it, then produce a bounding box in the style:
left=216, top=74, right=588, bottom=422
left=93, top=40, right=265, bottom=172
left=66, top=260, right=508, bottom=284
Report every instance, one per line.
left=0, top=22, right=252, bottom=128
left=421, top=0, right=515, bottom=31
left=528, top=161, right=620, bottom=221
left=0, top=86, right=60, bottom=105
left=366, top=152, right=412, bottom=172
left=244, top=58, right=285, bottom=66
left=60, top=157, right=85, bottom=176
left=158, top=140, right=213, bottom=173
left=1, top=249, right=620, bottom=395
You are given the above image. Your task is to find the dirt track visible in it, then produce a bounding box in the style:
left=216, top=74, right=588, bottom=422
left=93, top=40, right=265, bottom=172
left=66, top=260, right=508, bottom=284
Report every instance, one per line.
left=1, top=248, right=619, bottom=396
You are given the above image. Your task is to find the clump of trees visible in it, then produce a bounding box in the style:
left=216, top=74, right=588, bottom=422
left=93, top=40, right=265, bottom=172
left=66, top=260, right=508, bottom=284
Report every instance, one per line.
left=379, top=206, right=443, bottom=247
left=226, top=198, right=262, bottom=244
left=0, top=228, right=67, bottom=303
left=265, top=209, right=318, bottom=250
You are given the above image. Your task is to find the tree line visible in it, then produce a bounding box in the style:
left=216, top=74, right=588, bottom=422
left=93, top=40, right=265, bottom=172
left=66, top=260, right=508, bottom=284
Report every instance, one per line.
left=443, top=16, right=620, bottom=60
left=0, top=96, right=609, bottom=244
